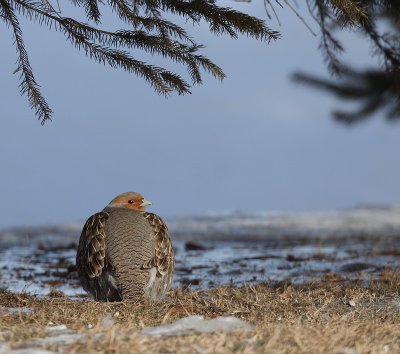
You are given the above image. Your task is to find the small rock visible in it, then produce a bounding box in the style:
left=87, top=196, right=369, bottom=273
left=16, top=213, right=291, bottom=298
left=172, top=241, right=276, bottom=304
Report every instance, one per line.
left=348, top=300, right=356, bottom=307
left=181, top=278, right=201, bottom=286
left=340, top=263, right=376, bottom=272
left=185, top=242, right=208, bottom=251
left=175, top=267, right=193, bottom=274
left=341, top=347, right=356, bottom=354
left=286, top=254, right=306, bottom=262
left=67, top=265, right=77, bottom=273
left=101, top=314, right=114, bottom=327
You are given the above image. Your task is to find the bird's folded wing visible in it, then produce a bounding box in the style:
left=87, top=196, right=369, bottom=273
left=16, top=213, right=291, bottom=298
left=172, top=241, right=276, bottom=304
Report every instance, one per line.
left=142, top=212, right=175, bottom=276
left=79, top=211, right=109, bottom=278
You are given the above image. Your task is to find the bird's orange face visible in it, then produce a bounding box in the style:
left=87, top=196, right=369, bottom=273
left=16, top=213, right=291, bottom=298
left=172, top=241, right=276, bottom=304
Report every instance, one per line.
left=107, top=192, right=152, bottom=211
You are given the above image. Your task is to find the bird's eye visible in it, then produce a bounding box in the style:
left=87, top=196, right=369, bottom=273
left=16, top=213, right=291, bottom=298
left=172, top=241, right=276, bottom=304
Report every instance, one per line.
left=128, top=200, right=134, bottom=204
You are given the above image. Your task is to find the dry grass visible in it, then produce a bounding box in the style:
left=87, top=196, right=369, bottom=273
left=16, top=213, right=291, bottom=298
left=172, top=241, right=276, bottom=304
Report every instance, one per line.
left=1, top=269, right=399, bottom=353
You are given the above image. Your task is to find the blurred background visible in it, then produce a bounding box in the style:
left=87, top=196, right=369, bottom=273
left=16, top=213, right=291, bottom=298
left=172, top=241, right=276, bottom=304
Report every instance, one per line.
left=1, top=1, right=399, bottom=229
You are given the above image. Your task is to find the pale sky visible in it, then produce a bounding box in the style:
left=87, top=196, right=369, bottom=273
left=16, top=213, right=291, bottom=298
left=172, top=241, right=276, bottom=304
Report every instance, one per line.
left=1, top=2, right=399, bottom=228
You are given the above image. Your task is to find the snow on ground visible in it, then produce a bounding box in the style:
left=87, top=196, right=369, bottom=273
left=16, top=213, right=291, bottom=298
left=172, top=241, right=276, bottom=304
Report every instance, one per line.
left=1, top=206, right=400, bottom=296
left=140, top=315, right=253, bottom=337
left=1, top=206, right=400, bottom=243
left=169, top=206, right=400, bottom=240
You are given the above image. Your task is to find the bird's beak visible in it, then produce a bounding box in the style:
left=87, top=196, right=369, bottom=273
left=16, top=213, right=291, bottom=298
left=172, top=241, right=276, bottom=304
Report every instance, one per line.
left=140, top=199, right=152, bottom=207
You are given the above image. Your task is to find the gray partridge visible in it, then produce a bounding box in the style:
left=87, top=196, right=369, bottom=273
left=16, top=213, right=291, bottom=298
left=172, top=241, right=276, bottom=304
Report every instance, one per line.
left=76, top=192, right=175, bottom=301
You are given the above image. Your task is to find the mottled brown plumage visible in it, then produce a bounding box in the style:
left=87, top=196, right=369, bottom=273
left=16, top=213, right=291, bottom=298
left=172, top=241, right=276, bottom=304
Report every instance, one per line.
left=76, top=192, right=175, bottom=301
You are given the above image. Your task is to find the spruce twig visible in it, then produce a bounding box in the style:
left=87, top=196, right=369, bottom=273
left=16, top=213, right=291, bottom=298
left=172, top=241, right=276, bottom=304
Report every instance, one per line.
left=2, top=0, right=280, bottom=123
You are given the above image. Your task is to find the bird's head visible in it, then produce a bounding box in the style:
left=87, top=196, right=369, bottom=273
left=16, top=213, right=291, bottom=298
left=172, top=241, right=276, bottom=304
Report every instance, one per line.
left=107, top=192, right=152, bottom=211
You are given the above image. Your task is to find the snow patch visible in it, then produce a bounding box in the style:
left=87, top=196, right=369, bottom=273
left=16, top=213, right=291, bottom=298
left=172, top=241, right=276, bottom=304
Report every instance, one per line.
left=141, top=315, right=253, bottom=337
left=0, top=307, right=33, bottom=316
left=7, top=349, right=56, bottom=354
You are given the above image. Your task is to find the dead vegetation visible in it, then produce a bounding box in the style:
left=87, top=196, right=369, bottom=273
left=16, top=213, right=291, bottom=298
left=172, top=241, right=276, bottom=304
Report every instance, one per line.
left=1, top=269, right=399, bottom=353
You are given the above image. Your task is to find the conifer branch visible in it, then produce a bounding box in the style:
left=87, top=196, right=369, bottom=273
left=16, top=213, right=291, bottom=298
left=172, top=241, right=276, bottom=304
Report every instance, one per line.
left=314, top=0, right=344, bottom=75
left=263, top=0, right=400, bottom=121
left=2, top=0, right=278, bottom=123
left=1, top=0, right=53, bottom=124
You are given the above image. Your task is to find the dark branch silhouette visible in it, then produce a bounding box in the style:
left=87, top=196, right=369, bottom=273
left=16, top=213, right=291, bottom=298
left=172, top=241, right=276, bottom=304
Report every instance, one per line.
left=294, top=69, right=400, bottom=124
left=291, top=0, right=400, bottom=123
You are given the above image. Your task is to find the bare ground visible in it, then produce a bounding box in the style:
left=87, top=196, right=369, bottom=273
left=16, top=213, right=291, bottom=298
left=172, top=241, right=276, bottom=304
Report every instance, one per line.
left=0, top=269, right=399, bottom=353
